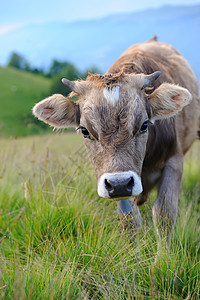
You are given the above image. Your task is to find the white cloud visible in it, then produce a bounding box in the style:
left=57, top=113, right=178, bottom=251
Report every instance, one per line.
left=0, top=24, right=22, bottom=36
left=1, top=0, right=200, bottom=27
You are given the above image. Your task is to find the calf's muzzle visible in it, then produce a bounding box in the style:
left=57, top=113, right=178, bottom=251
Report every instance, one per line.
left=105, top=177, right=134, bottom=198
left=98, top=171, right=143, bottom=198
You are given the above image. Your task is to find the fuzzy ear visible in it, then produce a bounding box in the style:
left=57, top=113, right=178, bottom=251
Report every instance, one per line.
left=148, top=83, right=192, bottom=120
left=32, top=94, right=79, bottom=128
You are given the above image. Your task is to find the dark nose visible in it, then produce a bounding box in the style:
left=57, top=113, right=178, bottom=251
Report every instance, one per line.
left=104, top=177, right=134, bottom=198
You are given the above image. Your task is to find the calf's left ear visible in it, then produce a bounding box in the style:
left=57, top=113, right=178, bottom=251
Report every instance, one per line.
left=32, top=94, right=79, bottom=128
left=148, top=83, right=192, bottom=120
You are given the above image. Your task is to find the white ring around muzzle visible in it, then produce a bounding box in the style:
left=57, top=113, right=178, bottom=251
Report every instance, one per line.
left=97, top=171, right=143, bottom=198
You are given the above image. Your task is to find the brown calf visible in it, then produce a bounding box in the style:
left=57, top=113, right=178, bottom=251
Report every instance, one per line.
left=33, top=37, right=200, bottom=252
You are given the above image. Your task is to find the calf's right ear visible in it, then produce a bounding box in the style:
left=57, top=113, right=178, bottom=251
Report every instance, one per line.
left=32, top=94, right=79, bottom=128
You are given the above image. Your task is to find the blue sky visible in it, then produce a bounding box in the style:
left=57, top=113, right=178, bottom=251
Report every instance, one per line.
left=1, top=0, right=200, bottom=35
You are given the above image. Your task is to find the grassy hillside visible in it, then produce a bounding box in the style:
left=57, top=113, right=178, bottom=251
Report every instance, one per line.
left=0, top=133, right=199, bottom=299
left=0, top=66, right=51, bottom=137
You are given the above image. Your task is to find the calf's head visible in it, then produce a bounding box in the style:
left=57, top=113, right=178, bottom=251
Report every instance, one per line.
left=33, top=71, right=191, bottom=199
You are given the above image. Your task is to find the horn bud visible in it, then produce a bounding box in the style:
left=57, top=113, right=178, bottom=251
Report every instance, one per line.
left=62, top=78, right=76, bottom=91
left=62, top=78, right=87, bottom=95
left=142, top=71, right=161, bottom=89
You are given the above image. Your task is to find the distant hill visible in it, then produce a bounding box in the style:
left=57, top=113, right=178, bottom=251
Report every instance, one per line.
left=0, top=4, right=200, bottom=79
left=0, top=67, right=51, bottom=137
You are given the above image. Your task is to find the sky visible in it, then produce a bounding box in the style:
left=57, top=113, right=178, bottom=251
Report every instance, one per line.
left=1, top=0, right=200, bottom=35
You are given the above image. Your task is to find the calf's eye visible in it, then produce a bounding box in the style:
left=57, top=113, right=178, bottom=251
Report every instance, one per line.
left=80, top=127, right=90, bottom=138
left=140, top=120, right=149, bottom=133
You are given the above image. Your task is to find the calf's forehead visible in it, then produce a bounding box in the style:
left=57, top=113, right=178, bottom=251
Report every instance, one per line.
left=80, top=85, right=148, bottom=132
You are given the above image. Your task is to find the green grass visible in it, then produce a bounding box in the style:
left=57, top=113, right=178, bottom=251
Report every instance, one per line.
left=0, top=67, right=51, bottom=137
left=0, top=133, right=199, bottom=299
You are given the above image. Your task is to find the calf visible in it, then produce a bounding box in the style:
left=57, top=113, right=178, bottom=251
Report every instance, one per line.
left=33, top=37, right=200, bottom=252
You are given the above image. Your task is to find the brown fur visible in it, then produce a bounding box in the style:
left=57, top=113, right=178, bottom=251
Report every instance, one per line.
left=82, top=38, right=199, bottom=250
left=33, top=37, right=200, bottom=252
left=87, top=71, right=124, bottom=88
left=106, top=38, right=199, bottom=204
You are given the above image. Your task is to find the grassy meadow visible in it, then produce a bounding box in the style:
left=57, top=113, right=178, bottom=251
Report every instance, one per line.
left=0, top=67, right=51, bottom=137
left=0, top=132, right=199, bottom=299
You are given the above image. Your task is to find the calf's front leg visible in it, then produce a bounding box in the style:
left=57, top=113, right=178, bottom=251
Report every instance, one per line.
left=152, top=154, right=183, bottom=254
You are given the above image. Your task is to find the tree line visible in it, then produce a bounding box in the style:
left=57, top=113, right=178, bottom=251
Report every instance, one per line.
left=7, top=52, right=100, bottom=96
left=7, top=51, right=101, bottom=134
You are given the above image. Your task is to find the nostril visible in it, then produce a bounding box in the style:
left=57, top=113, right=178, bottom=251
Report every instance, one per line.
left=105, top=179, right=113, bottom=192
left=127, top=177, right=134, bottom=192
left=98, top=172, right=142, bottom=198
left=105, top=176, right=134, bottom=196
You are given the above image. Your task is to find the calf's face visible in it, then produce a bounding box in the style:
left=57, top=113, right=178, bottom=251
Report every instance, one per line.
left=33, top=72, right=191, bottom=199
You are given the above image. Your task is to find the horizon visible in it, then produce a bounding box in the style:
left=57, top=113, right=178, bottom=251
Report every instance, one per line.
left=1, top=0, right=200, bottom=36
left=0, top=1, right=199, bottom=78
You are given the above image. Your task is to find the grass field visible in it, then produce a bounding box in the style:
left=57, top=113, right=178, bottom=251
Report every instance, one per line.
left=0, top=133, right=199, bottom=299
left=0, top=67, right=51, bottom=137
